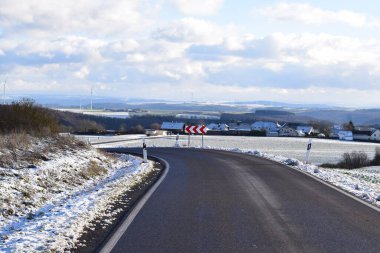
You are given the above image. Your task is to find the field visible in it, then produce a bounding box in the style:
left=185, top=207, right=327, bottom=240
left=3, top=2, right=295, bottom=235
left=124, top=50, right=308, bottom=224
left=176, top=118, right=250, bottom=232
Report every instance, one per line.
left=93, top=135, right=380, bottom=165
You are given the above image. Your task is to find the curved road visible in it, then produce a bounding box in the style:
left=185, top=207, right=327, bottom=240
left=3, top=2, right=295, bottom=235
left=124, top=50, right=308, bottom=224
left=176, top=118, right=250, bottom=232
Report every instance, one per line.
left=103, top=148, right=380, bottom=253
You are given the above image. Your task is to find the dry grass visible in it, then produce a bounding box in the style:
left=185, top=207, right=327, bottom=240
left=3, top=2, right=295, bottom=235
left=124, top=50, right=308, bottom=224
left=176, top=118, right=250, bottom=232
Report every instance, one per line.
left=97, top=149, right=117, bottom=162
left=0, top=132, right=31, bottom=150
left=0, top=132, right=32, bottom=167
left=0, top=132, right=89, bottom=169
left=54, top=135, right=89, bottom=150
left=79, top=160, right=108, bottom=179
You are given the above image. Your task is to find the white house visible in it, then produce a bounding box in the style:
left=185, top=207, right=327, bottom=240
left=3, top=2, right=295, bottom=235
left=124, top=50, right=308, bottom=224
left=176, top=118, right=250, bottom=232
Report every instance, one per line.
left=279, top=127, right=298, bottom=137
left=297, top=130, right=306, bottom=137
left=251, top=121, right=279, bottom=132
left=229, top=123, right=252, bottom=132
left=296, top=126, right=314, bottom=135
left=338, top=131, right=353, bottom=141
left=329, top=125, right=343, bottom=138
left=371, top=129, right=380, bottom=142
left=161, top=122, right=185, bottom=131
left=267, top=131, right=279, bottom=137
left=353, top=130, right=372, bottom=141
left=207, top=123, right=229, bottom=131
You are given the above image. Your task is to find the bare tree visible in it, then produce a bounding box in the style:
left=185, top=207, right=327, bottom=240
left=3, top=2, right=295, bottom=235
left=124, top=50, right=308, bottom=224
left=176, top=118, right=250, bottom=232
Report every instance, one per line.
left=150, top=123, right=161, bottom=130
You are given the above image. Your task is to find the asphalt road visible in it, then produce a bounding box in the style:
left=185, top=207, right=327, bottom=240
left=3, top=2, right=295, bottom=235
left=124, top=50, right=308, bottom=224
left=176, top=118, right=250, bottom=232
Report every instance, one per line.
left=104, top=148, right=380, bottom=253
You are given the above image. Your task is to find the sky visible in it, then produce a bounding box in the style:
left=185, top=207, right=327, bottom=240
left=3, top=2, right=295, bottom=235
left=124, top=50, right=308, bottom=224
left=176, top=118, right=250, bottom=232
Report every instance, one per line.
left=1, top=0, right=380, bottom=107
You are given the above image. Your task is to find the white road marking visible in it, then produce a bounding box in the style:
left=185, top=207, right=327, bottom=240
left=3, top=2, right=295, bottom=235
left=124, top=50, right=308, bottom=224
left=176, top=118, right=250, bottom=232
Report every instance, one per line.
left=99, top=157, right=169, bottom=253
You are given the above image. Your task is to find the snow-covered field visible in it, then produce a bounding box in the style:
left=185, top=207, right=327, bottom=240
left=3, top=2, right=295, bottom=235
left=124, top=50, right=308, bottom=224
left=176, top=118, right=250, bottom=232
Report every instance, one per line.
left=0, top=135, right=157, bottom=252
left=93, top=135, right=380, bottom=165
left=94, top=134, right=380, bottom=208
left=76, top=134, right=146, bottom=145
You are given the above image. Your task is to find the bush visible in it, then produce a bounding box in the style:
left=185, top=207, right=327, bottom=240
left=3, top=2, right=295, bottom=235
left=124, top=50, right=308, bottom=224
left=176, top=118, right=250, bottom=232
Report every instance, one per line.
left=0, top=133, right=89, bottom=168
left=0, top=99, right=59, bottom=136
left=370, top=147, right=380, bottom=166
left=339, top=152, right=370, bottom=169
left=321, top=151, right=371, bottom=169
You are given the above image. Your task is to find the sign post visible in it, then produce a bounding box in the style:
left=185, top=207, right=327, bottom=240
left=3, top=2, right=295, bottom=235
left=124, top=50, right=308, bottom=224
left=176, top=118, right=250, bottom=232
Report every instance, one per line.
left=185, top=125, right=192, bottom=147
left=185, top=125, right=208, bottom=148
left=143, top=138, right=147, bottom=163
left=305, top=138, right=312, bottom=164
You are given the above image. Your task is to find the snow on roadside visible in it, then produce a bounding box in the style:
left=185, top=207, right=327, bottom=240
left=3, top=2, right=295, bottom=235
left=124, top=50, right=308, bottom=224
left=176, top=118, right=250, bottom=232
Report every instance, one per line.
left=201, top=146, right=380, bottom=208
left=0, top=138, right=157, bottom=252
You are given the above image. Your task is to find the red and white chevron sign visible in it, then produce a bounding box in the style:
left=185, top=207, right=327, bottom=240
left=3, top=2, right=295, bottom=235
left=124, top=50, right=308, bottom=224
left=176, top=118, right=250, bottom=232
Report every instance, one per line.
left=185, top=125, right=208, bottom=134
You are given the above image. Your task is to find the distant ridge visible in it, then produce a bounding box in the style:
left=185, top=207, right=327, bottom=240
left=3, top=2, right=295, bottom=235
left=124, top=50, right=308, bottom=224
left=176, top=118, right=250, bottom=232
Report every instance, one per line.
left=3, top=94, right=380, bottom=125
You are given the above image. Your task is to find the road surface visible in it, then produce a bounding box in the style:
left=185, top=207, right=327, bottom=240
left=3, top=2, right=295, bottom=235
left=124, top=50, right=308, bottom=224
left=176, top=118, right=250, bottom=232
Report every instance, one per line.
left=102, top=148, right=380, bottom=253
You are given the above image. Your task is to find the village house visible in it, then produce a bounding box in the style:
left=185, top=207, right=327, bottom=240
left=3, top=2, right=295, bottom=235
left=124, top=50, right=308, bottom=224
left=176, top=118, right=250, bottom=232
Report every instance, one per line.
left=160, top=122, right=185, bottom=134
left=229, top=123, right=252, bottom=133
left=338, top=131, right=353, bottom=141
left=207, top=123, right=229, bottom=131
left=296, top=126, right=314, bottom=135
left=371, top=129, right=380, bottom=142
left=266, top=131, right=279, bottom=137
left=279, top=127, right=299, bottom=137
left=251, top=121, right=279, bottom=132
left=353, top=130, right=373, bottom=141
left=329, top=125, right=343, bottom=138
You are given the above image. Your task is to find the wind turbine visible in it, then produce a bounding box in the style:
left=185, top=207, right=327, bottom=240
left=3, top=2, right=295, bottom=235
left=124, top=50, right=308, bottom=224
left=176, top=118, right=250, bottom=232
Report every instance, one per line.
left=90, top=87, right=93, bottom=111
left=2, top=77, right=7, bottom=105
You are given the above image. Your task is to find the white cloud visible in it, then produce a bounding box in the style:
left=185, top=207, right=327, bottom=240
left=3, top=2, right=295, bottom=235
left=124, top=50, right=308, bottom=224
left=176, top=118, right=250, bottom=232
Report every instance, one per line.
left=259, top=3, right=380, bottom=27
left=3, top=30, right=380, bottom=96
left=0, top=0, right=158, bottom=37
left=2, top=0, right=380, bottom=106
left=74, top=66, right=90, bottom=79
left=152, top=18, right=237, bottom=45
left=171, top=0, right=224, bottom=16
left=126, top=53, right=146, bottom=63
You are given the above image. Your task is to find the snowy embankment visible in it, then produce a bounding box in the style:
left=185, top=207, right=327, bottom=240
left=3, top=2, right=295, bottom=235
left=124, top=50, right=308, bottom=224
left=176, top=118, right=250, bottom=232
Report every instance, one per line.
left=0, top=135, right=157, bottom=252
left=212, top=147, right=380, bottom=208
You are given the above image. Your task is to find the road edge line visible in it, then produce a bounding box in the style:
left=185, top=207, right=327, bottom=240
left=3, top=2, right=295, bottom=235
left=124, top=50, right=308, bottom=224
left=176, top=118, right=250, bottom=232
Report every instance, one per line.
left=99, top=156, right=170, bottom=253
left=282, top=162, right=380, bottom=212
left=224, top=149, right=380, bottom=213
left=206, top=148, right=380, bottom=213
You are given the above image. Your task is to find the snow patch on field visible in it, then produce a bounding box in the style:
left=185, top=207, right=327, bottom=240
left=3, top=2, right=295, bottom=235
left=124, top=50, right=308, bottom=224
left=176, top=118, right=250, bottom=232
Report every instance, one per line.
left=0, top=139, right=156, bottom=252
left=205, top=147, right=380, bottom=208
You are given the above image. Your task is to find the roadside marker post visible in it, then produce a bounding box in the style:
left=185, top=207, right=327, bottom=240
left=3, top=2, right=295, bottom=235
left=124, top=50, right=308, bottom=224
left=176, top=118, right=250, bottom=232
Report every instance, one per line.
left=143, top=138, right=148, bottom=163
left=305, top=138, right=312, bottom=164
left=175, top=133, right=180, bottom=147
